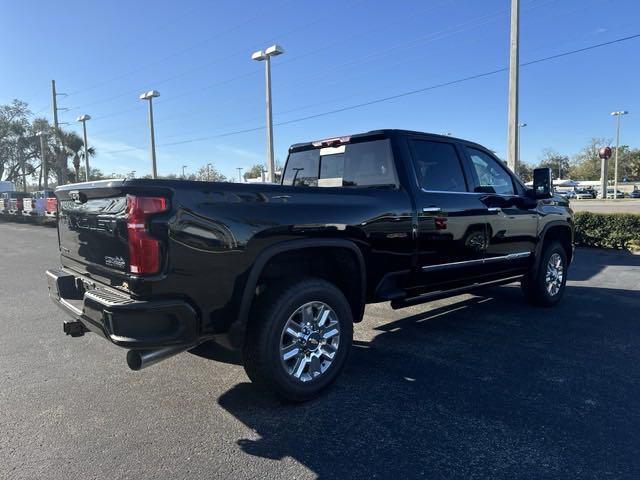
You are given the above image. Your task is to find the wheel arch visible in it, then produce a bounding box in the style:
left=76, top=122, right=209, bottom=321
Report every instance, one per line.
left=229, top=239, right=366, bottom=348
left=533, top=221, right=574, bottom=276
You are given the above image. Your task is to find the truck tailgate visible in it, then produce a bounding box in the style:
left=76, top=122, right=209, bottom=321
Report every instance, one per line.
left=57, top=185, right=130, bottom=276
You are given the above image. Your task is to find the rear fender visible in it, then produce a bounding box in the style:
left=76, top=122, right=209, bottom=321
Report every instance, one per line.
left=228, top=238, right=366, bottom=348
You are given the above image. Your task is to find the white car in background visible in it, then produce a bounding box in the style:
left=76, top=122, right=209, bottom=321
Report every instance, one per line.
left=557, top=190, right=576, bottom=199
left=575, top=189, right=595, bottom=200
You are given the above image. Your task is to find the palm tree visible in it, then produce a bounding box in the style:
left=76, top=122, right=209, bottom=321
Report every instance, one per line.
left=58, top=130, right=95, bottom=182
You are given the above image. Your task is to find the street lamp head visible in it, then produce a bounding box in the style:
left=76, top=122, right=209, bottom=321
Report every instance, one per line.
left=77, top=114, right=91, bottom=122
left=139, top=90, right=161, bottom=100
left=251, top=50, right=266, bottom=61
left=518, top=123, right=527, bottom=127
left=264, top=44, right=284, bottom=56
left=611, top=111, right=629, bottom=116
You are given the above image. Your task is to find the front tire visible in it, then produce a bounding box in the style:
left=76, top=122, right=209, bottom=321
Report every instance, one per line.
left=243, top=278, right=353, bottom=402
left=521, top=241, right=568, bottom=307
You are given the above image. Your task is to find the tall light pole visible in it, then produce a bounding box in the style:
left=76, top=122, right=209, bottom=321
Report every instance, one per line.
left=206, top=163, right=212, bottom=181
left=36, top=131, right=48, bottom=190
left=139, top=90, right=160, bottom=179
left=611, top=110, right=629, bottom=199
left=77, top=115, right=91, bottom=181
left=182, top=165, right=187, bottom=178
left=517, top=122, right=527, bottom=174
left=506, top=0, right=520, bottom=173
left=237, top=167, right=243, bottom=183
left=252, top=44, right=284, bottom=183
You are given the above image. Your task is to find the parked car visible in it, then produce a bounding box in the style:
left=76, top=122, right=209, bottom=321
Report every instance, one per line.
left=629, top=189, right=640, bottom=199
left=575, top=189, right=595, bottom=200
left=23, top=190, right=56, bottom=219
left=557, top=190, right=576, bottom=199
left=46, top=130, right=574, bottom=401
left=606, top=188, right=626, bottom=199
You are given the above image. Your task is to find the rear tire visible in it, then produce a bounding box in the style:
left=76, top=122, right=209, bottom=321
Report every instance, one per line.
left=243, top=278, right=353, bottom=402
left=521, top=241, right=567, bottom=307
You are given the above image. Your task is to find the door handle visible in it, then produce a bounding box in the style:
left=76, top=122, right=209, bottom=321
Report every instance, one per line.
left=422, top=207, right=442, bottom=213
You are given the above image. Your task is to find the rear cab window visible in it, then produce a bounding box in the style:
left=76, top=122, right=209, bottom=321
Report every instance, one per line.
left=282, top=139, right=398, bottom=188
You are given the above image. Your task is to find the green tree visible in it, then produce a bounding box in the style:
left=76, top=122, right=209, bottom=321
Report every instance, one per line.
left=243, top=163, right=266, bottom=181
left=516, top=162, right=533, bottom=183
left=570, top=138, right=611, bottom=181
left=59, top=130, right=96, bottom=183
left=191, top=164, right=227, bottom=182
left=76, top=166, right=106, bottom=181
left=537, top=149, right=571, bottom=179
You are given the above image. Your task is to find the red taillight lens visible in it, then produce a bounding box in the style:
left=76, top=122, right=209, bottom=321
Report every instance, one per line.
left=126, top=195, right=168, bottom=275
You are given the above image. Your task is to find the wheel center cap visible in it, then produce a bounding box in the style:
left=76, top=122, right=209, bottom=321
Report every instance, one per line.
left=304, top=333, right=321, bottom=351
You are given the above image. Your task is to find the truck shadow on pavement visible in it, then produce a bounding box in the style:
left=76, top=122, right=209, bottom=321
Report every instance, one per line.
left=218, top=282, right=640, bottom=479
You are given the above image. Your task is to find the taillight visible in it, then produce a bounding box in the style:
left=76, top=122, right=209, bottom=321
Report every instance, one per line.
left=126, top=195, right=168, bottom=275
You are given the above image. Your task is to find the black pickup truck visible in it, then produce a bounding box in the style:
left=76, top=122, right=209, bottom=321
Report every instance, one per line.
left=47, top=129, right=573, bottom=401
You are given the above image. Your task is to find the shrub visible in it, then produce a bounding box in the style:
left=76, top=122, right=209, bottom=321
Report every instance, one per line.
left=574, top=211, right=640, bottom=250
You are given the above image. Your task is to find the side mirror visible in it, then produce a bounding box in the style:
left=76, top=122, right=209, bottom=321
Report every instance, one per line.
left=532, top=167, right=553, bottom=199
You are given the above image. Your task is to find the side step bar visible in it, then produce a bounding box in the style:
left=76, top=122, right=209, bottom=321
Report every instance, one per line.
left=390, top=275, right=523, bottom=309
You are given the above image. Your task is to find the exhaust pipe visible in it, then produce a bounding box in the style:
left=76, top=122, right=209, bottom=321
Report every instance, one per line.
left=126, top=345, right=191, bottom=371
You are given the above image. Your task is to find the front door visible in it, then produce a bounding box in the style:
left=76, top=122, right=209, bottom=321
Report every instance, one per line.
left=463, top=146, right=538, bottom=275
left=408, top=138, right=490, bottom=291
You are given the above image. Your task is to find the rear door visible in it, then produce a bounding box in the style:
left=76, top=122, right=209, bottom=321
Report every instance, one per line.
left=407, top=137, right=490, bottom=291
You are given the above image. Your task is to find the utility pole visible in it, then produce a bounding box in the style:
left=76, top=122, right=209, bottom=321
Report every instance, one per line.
left=182, top=165, right=187, bottom=178
left=77, top=115, right=91, bottom=182
left=37, top=132, right=48, bottom=190
left=611, top=111, right=629, bottom=200
left=517, top=123, right=527, bottom=174
left=237, top=167, right=243, bottom=183
left=51, top=80, right=60, bottom=185
left=18, top=139, right=27, bottom=191
left=207, top=163, right=212, bottom=181
left=506, top=0, right=520, bottom=173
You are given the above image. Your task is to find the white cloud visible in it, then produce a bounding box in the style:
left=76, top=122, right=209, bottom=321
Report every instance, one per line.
left=215, top=144, right=262, bottom=161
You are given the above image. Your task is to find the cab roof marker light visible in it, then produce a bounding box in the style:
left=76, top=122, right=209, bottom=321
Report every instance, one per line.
left=311, top=136, right=351, bottom=148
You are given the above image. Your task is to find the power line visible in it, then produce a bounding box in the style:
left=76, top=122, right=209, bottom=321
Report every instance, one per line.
left=99, top=32, right=640, bottom=155
left=65, top=0, right=450, bottom=115
left=66, top=0, right=298, bottom=98
left=87, top=2, right=515, bottom=135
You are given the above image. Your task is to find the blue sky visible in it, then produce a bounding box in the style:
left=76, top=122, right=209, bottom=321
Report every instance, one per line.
left=1, top=0, right=638, bottom=180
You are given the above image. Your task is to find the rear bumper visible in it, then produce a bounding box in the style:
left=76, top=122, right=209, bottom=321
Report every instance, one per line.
left=46, top=267, right=200, bottom=349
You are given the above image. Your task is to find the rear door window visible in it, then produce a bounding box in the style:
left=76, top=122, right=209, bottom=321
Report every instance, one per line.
left=410, top=140, right=468, bottom=192
left=283, top=139, right=397, bottom=188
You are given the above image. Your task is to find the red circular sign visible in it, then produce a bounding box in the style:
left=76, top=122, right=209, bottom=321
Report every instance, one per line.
left=599, top=147, right=612, bottom=159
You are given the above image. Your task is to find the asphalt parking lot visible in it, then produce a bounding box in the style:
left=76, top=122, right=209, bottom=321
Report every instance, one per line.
left=1, top=222, right=640, bottom=480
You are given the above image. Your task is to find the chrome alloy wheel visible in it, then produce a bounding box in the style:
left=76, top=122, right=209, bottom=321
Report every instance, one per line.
left=545, top=252, right=564, bottom=296
left=279, top=301, right=341, bottom=383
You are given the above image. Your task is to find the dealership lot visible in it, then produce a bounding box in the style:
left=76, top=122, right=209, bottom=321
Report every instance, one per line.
left=1, top=222, right=640, bottom=479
